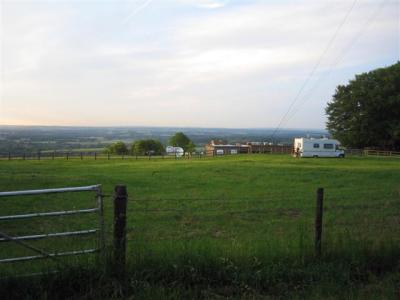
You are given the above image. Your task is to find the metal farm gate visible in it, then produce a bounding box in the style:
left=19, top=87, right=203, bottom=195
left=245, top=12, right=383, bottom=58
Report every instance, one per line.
left=0, top=185, right=105, bottom=273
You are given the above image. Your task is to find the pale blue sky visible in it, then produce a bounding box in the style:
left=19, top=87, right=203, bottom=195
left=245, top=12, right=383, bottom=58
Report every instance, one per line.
left=0, top=0, right=399, bottom=128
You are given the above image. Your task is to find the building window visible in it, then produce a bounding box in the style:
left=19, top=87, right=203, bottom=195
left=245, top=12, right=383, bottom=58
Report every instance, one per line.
left=313, top=143, right=320, bottom=148
left=324, top=144, right=334, bottom=149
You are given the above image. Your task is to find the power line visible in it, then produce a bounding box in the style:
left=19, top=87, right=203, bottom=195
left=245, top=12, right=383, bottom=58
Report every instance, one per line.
left=269, top=0, right=358, bottom=141
left=122, top=0, right=153, bottom=25
left=282, top=0, right=389, bottom=126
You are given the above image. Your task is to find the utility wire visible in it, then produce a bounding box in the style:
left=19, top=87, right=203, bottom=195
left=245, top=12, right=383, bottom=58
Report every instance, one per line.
left=282, top=0, right=389, bottom=125
left=122, top=0, right=153, bottom=24
left=269, top=0, right=358, bottom=141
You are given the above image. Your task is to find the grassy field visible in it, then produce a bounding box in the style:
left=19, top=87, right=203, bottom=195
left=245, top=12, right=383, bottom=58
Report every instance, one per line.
left=0, top=154, right=399, bottom=299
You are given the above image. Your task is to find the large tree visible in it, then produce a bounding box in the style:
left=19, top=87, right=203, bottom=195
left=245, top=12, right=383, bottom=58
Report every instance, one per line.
left=326, top=62, right=400, bottom=150
left=132, top=139, right=165, bottom=155
left=169, top=132, right=195, bottom=152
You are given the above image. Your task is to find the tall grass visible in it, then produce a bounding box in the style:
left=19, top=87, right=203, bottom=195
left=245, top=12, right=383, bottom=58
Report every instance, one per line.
left=0, top=155, right=399, bottom=298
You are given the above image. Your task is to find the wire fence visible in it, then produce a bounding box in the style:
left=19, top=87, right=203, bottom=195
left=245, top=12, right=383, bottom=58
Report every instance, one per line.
left=122, top=190, right=400, bottom=248
left=1, top=184, right=399, bottom=277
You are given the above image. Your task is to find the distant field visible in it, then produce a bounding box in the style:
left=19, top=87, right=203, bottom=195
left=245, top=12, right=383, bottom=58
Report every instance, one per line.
left=0, top=154, right=399, bottom=298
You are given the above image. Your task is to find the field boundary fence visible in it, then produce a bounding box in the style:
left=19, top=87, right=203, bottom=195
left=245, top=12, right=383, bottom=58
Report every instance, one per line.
left=2, top=148, right=400, bottom=161
left=363, top=149, right=400, bottom=157
left=0, top=151, right=207, bottom=161
left=344, top=148, right=364, bottom=156
left=0, top=185, right=105, bottom=276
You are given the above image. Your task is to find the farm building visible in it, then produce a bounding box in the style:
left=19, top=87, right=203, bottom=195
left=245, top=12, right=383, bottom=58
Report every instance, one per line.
left=205, top=140, right=250, bottom=156
left=246, top=142, right=293, bottom=154
left=205, top=140, right=292, bottom=156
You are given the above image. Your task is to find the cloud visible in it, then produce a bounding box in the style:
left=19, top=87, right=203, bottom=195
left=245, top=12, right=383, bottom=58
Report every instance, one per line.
left=1, top=0, right=398, bottom=128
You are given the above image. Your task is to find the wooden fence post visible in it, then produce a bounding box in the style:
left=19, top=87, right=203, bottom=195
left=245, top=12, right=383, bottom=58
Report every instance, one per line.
left=8, top=152, right=11, bottom=160
left=315, top=188, right=324, bottom=257
left=114, top=185, right=127, bottom=274
left=52, top=152, right=55, bottom=160
left=108, top=153, right=110, bottom=160
left=37, top=152, right=41, bottom=160
left=80, top=152, right=83, bottom=160
left=94, top=152, right=97, bottom=160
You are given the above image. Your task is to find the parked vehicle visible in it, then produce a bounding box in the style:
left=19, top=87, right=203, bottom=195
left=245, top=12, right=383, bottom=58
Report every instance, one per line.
left=293, top=138, right=345, bottom=158
left=166, top=146, right=184, bottom=157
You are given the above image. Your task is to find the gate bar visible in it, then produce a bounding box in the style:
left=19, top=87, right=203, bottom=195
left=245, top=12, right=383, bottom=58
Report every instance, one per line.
left=0, top=229, right=98, bottom=242
left=0, top=208, right=98, bottom=221
left=0, top=185, right=100, bottom=197
left=0, top=249, right=98, bottom=263
left=0, top=230, right=63, bottom=264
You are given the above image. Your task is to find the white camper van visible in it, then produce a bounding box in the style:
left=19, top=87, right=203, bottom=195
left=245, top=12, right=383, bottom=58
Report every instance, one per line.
left=293, top=138, right=345, bottom=158
left=166, top=146, right=184, bottom=157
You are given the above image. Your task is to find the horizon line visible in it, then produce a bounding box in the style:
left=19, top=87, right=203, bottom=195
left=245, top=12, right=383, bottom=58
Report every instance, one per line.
left=0, top=124, right=328, bottom=132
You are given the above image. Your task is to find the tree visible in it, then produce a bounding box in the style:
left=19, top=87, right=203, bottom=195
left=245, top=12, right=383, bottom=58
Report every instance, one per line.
left=169, top=132, right=196, bottom=152
left=326, top=62, right=400, bottom=150
left=106, top=141, right=128, bottom=155
left=186, top=141, right=196, bottom=153
left=132, top=139, right=165, bottom=155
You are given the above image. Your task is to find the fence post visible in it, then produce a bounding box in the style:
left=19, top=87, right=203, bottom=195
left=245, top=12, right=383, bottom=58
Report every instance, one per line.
left=23, top=153, right=26, bottom=160
left=108, top=153, right=110, bottom=160
left=37, top=151, right=41, bottom=160
left=66, top=153, right=69, bottom=160
left=8, top=152, right=11, bottom=160
left=315, top=187, right=324, bottom=257
left=94, top=152, right=97, bottom=160
left=52, top=152, right=55, bottom=160
left=80, top=152, right=83, bottom=160
left=114, top=185, right=127, bottom=274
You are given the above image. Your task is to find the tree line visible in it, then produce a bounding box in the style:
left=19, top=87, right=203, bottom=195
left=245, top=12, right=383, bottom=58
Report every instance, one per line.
left=326, top=61, right=399, bottom=150
left=105, top=132, right=196, bottom=155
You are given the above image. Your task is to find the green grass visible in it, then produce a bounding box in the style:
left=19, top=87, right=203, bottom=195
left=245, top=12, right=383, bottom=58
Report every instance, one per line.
left=0, top=154, right=399, bottom=298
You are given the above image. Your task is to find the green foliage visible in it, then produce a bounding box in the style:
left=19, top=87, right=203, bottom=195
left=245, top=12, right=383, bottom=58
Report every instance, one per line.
left=105, top=141, right=128, bottom=155
left=169, top=132, right=195, bottom=152
left=186, top=141, right=196, bottom=153
left=326, top=62, right=400, bottom=149
left=132, top=139, right=165, bottom=155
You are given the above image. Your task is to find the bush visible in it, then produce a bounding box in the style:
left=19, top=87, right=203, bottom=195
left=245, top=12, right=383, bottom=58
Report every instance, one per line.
left=105, top=141, right=128, bottom=155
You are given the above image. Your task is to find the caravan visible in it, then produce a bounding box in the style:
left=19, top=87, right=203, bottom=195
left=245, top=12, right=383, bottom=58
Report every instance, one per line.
left=166, top=146, right=184, bottom=157
left=294, top=138, right=345, bottom=158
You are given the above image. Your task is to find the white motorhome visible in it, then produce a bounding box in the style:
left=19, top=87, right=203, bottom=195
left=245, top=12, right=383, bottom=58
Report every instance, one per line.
left=166, top=146, right=184, bottom=157
left=293, top=138, right=345, bottom=158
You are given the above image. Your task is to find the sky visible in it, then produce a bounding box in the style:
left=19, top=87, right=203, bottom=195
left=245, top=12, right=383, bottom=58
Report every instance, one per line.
left=0, top=0, right=399, bottom=129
